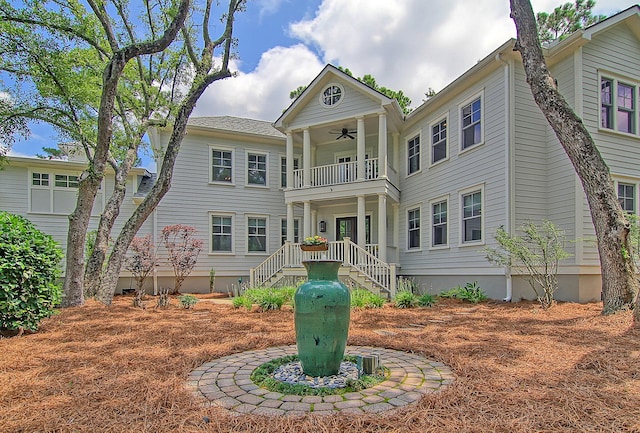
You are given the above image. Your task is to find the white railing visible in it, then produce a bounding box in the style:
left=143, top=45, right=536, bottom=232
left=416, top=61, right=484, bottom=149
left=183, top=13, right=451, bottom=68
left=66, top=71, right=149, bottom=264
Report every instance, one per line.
left=290, top=158, right=385, bottom=189
left=250, top=238, right=396, bottom=296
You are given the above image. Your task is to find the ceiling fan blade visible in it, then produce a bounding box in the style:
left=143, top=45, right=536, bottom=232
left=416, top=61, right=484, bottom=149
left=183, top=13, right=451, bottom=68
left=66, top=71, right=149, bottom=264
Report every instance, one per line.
left=347, top=134, right=355, bottom=139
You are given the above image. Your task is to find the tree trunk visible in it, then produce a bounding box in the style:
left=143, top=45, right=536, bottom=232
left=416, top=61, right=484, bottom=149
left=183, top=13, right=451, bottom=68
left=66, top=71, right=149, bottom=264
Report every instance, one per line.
left=510, top=0, right=638, bottom=316
left=84, top=147, right=138, bottom=297
left=61, top=0, right=190, bottom=307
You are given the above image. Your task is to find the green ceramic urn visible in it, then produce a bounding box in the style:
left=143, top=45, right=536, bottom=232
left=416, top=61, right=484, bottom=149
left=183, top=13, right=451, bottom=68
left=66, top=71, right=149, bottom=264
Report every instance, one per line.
left=294, top=260, right=351, bottom=377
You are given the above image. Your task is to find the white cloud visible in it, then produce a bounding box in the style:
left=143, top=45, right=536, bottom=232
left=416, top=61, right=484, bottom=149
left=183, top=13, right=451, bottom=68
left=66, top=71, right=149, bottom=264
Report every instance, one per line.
left=195, top=0, right=637, bottom=119
left=192, top=44, right=324, bottom=120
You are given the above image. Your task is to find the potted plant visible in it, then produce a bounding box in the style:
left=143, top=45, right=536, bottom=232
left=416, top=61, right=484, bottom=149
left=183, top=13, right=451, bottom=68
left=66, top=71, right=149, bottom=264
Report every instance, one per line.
left=300, top=235, right=328, bottom=251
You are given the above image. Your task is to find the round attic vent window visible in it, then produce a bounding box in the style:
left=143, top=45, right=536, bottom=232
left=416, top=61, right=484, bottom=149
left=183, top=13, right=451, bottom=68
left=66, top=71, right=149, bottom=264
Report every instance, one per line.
left=320, top=84, right=343, bottom=107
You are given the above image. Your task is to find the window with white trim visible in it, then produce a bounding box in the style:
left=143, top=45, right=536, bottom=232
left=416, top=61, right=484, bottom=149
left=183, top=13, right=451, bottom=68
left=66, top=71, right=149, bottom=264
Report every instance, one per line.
left=432, top=200, right=448, bottom=247
left=32, top=172, right=49, bottom=186
left=211, top=214, right=233, bottom=253
left=407, top=135, right=420, bottom=175
left=280, top=156, right=299, bottom=188
left=247, top=216, right=267, bottom=252
left=461, top=96, right=482, bottom=150
left=601, top=76, right=638, bottom=135
left=617, top=182, right=636, bottom=213
left=211, top=148, right=233, bottom=183
left=247, top=152, right=267, bottom=186
left=55, top=174, right=79, bottom=188
left=407, top=207, right=421, bottom=249
left=281, top=218, right=300, bottom=244
left=462, top=190, right=482, bottom=243
left=431, top=118, right=447, bottom=164
left=29, top=170, right=97, bottom=215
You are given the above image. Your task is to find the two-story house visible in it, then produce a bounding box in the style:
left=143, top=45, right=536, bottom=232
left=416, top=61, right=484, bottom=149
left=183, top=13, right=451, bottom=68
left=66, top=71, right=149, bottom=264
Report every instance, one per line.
left=3, top=6, right=640, bottom=302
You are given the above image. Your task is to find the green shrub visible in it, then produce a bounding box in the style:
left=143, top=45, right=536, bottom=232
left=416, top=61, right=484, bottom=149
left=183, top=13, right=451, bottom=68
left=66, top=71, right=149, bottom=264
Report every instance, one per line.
left=350, top=289, right=385, bottom=309
left=231, top=295, right=252, bottom=310
left=394, top=290, right=418, bottom=308
left=417, top=293, right=436, bottom=307
left=177, top=294, right=198, bottom=309
left=439, top=281, right=487, bottom=303
left=0, top=212, right=63, bottom=332
left=237, top=287, right=296, bottom=311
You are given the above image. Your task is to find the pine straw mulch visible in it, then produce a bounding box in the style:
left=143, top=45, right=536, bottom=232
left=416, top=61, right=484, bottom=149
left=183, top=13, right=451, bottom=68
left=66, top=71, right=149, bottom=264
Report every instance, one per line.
left=1, top=296, right=639, bottom=433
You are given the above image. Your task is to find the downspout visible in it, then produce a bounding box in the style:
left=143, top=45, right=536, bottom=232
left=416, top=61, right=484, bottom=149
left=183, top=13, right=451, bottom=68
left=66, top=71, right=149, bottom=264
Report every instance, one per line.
left=153, top=207, right=158, bottom=295
left=497, top=53, right=513, bottom=302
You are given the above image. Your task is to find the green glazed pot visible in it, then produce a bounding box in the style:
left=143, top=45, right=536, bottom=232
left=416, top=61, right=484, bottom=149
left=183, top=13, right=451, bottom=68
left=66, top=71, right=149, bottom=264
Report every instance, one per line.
left=295, top=260, right=351, bottom=377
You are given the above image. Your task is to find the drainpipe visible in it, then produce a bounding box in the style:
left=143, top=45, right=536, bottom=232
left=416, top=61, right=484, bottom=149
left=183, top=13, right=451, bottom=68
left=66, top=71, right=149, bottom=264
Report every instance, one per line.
left=152, top=208, right=158, bottom=296
left=497, top=52, right=512, bottom=302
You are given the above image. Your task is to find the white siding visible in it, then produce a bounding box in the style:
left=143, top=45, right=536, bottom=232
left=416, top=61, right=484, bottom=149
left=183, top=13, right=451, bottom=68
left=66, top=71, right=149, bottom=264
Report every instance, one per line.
left=398, top=67, right=507, bottom=275
left=289, top=82, right=383, bottom=130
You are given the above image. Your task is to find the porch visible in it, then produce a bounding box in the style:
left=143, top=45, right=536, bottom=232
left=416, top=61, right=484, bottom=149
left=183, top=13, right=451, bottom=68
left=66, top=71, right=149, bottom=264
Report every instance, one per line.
left=290, top=157, right=399, bottom=190
left=250, top=238, right=398, bottom=298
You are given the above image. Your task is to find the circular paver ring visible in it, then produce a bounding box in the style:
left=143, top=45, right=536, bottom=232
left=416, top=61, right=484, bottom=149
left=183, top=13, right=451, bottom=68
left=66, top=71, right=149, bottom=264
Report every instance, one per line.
left=186, top=345, right=455, bottom=416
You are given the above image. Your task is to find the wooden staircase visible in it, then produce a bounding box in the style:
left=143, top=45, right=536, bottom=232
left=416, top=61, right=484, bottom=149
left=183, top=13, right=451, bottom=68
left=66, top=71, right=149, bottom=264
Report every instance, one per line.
left=250, top=238, right=397, bottom=298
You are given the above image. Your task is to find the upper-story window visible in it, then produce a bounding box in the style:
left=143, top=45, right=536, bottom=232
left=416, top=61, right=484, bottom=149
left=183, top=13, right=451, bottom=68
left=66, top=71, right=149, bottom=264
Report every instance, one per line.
left=407, top=135, right=420, bottom=175
left=461, top=95, right=482, bottom=150
left=211, top=148, right=233, bottom=183
left=431, top=118, right=447, bottom=164
left=29, top=170, right=101, bottom=215
left=601, top=76, right=637, bottom=135
left=280, top=156, right=299, bottom=188
left=32, top=172, right=50, bottom=186
left=247, top=152, right=267, bottom=186
left=321, top=84, right=343, bottom=106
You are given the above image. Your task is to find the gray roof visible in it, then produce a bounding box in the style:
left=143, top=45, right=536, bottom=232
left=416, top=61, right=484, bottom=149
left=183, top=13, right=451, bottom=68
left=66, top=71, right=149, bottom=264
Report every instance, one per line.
left=187, top=116, right=285, bottom=139
left=134, top=173, right=157, bottom=198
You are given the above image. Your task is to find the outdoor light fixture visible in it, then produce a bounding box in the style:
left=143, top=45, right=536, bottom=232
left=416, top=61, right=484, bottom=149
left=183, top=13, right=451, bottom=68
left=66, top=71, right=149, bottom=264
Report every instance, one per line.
left=319, top=220, right=326, bottom=232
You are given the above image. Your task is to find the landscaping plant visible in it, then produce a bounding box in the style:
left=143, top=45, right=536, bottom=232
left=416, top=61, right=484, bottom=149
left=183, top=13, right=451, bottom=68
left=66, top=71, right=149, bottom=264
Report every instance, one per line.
left=160, top=225, right=203, bottom=295
left=440, top=281, right=487, bottom=303
left=125, top=235, right=159, bottom=308
left=0, top=211, right=63, bottom=334
left=350, top=289, right=385, bottom=309
left=484, top=220, right=571, bottom=309
left=177, top=294, right=198, bottom=309
left=394, top=290, right=418, bottom=308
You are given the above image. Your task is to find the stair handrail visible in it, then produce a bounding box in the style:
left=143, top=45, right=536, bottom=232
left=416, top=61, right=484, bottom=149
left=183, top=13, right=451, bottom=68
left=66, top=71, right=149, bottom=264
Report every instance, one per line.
left=343, top=238, right=394, bottom=295
left=250, top=242, right=288, bottom=288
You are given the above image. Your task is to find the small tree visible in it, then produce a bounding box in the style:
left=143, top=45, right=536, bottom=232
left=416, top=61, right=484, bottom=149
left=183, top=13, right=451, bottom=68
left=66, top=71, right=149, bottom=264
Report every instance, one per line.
left=160, top=225, right=202, bottom=295
left=125, top=235, right=159, bottom=308
left=0, top=211, right=63, bottom=334
left=485, top=220, right=571, bottom=309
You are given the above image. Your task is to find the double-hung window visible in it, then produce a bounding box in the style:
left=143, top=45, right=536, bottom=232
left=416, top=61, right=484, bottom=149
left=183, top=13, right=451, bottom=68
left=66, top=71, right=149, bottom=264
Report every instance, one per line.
left=462, top=190, right=482, bottom=243
left=601, top=76, right=638, bottom=135
left=211, top=214, right=233, bottom=253
left=432, top=200, right=447, bottom=247
left=461, top=96, right=482, bottom=150
left=211, top=148, right=233, bottom=183
left=281, top=218, right=300, bottom=244
left=617, top=182, right=636, bottom=214
left=248, top=217, right=267, bottom=253
left=247, top=152, right=267, bottom=186
left=407, top=135, right=420, bottom=175
left=280, top=156, right=299, bottom=188
left=431, top=118, right=447, bottom=164
left=407, top=208, right=421, bottom=249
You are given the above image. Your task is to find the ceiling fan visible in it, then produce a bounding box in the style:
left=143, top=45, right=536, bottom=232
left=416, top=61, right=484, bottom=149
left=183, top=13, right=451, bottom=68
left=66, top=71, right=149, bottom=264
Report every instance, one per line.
left=330, top=127, right=357, bottom=140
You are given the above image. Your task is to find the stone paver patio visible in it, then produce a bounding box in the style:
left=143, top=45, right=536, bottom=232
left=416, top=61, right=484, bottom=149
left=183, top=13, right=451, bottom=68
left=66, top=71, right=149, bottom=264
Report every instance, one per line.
left=187, top=345, right=455, bottom=416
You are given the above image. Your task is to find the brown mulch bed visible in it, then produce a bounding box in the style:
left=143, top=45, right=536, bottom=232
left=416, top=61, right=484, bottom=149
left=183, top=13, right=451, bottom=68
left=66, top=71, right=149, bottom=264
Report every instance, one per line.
left=1, top=296, right=638, bottom=433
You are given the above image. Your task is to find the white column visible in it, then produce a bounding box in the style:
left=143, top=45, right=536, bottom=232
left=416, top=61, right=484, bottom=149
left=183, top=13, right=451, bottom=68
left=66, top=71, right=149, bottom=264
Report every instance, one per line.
left=378, top=193, right=387, bottom=262
left=286, top=131, right=294, bottom=188
left=286, top=202, right=294, bottom=242
left=357, top=195, right=366, bottom=248
left=378, top=113, right=388, bottom=178
left=303, top=128, right=311, bottom=187
left=303, top=201, right=311, bottom=239
left=357, top=117, right=365, bottom=181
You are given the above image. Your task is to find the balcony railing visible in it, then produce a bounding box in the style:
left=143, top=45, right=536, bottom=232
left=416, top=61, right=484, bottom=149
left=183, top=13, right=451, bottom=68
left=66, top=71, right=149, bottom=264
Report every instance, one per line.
left=292, top=158, right=383, bottom=189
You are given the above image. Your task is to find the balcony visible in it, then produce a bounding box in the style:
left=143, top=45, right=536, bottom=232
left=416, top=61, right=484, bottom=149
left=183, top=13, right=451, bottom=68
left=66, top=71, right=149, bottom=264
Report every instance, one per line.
left=290, top=158, right=398, bottom=190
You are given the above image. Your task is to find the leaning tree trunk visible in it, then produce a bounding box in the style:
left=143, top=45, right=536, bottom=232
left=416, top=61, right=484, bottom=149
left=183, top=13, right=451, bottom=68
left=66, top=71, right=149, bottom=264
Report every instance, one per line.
left=95, top=0, right=241, bottom=305
left=510, top=0, right=638, bottom=317
left=84, top=146, right=138, bottom=297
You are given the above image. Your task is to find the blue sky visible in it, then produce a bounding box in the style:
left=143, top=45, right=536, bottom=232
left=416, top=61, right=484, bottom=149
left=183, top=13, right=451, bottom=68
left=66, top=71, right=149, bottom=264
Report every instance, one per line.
left=6, top=0, right=634, bottom=164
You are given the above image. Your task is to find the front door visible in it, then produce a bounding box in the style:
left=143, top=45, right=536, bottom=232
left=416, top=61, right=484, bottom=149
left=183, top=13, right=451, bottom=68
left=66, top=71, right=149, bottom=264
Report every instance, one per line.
left=336, top=216, right=371, bottom=244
